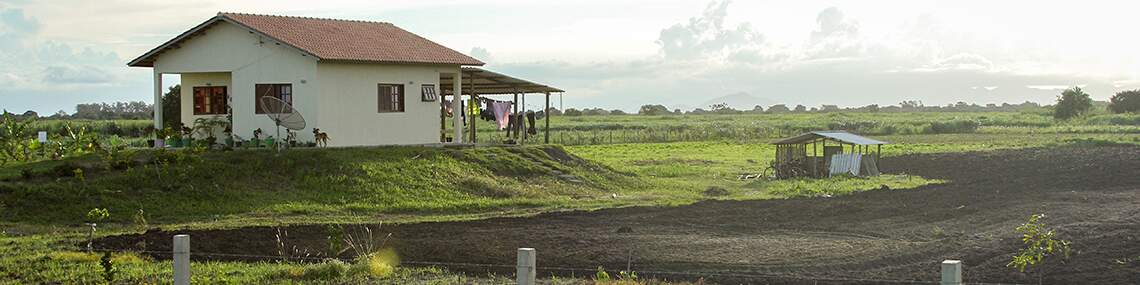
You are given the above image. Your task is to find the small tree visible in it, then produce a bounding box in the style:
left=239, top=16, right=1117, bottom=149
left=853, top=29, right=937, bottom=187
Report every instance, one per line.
left=1107, top=90, right=1140, bottom=114
left=85, top=208, right=110, bottom=252
left=638, top=104, right=670, bottom=115
left=767, top=104, right=790, bottom=113
left=1053, top=86, right=1092, bottom=119
left=161, top=85, right=182, bottom=129
left=1008, top=214, right=1071, bottom=285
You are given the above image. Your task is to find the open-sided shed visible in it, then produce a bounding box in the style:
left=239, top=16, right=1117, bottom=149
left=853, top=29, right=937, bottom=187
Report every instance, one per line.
left=771, top=131, right=888, bottom=178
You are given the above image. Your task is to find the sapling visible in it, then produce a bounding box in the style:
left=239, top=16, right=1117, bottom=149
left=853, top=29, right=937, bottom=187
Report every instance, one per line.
left=85, top=208, right=110, bottom=252
left=1008, top=213, right=1071, bottom=285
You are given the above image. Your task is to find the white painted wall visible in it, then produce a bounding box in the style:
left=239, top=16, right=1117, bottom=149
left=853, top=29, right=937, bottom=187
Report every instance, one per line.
left=154, top=22, right=320, bottom=143
left=153, top=21, right=454, bottom=146
left=316, top=63, right=452, bottom=146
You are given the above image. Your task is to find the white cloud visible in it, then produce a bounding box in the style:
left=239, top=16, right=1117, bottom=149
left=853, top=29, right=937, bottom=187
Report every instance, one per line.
left=655, top=0, right=768, bottom=62
left=2, top=0, right=1139, bottom=113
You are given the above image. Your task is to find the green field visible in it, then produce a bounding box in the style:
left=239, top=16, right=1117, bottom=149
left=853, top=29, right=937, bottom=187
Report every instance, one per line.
left=2, top=111, right=1138, bottom=284
left=461, top=111, right=1140, bottom=145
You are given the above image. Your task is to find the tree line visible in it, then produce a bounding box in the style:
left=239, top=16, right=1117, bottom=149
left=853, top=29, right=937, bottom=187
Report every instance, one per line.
left=557, top=88, right=1140, bottom=118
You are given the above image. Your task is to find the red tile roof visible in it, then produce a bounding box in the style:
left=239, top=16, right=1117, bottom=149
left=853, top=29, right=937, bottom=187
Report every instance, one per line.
left=129, top=13, right=484, bottom=67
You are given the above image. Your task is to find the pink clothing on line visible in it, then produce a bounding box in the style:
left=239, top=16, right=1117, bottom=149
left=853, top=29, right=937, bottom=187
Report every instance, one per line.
left=489, top=100, right=512, bottom=130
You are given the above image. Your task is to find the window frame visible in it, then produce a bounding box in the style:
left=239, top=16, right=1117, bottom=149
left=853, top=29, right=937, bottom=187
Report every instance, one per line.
left=420, top=84, right=438, bottom=102
left=255, top=83, right=293, bottom=114
left=192, top=86, right=228, bottom=115
left=377, top=83, right=405, bottom=113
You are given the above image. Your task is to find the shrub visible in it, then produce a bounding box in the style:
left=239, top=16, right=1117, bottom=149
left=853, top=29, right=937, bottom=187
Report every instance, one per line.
left=1054, top=87, right=1093, bottom=119
left=702, top=186, right=730, bottom=197
left=928, top=120, right=980, bottom=134
left=1107, top=90, right=1140, bottom=114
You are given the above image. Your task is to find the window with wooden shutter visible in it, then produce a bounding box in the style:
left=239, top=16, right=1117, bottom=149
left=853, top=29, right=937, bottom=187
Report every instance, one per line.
left=378, top=84, right=405, bottom=112
left=192, top=86, right=228, bottom=115
left=421, top=84, right=438, bottom=102
left=255, top=83, right=293, bottom=114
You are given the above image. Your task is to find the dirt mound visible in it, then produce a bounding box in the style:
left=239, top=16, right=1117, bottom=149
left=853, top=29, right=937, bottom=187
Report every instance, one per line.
left=97, top=145, right=1140, bottom=284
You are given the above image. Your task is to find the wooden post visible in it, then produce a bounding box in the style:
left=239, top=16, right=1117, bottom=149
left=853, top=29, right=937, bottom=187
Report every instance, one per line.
left=544, top=92, right=550, bottom=144
left=468, top=72, right=477, bottom=144
left=513, top=92, right=519, bottom=141
left=521, top=91, right=527, bottom=143
left=173, top=234, right=190, bottom=285
left=876, top=144, right=882, bottom=170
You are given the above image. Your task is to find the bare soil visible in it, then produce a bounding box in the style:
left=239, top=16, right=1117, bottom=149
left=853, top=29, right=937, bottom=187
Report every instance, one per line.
left=98, top=146, right=1140, bottom=284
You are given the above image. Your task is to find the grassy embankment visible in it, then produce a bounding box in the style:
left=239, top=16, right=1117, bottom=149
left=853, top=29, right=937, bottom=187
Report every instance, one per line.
left=3, top=115, right=1137, bottom=284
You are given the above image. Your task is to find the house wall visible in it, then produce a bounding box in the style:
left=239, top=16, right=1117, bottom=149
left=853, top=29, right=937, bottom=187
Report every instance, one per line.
left=315, top=63, right=454, bottom=146
left=179, top=72, right=230, bottom=138
left=153, top=21, right=320, bottom=143
left=152, top=20, right=457, bottom=146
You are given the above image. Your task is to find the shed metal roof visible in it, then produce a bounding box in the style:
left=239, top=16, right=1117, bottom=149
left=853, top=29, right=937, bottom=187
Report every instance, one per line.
left=439, top=67, right=564, bottom=95
left=773, top=131, right=889, bottom=145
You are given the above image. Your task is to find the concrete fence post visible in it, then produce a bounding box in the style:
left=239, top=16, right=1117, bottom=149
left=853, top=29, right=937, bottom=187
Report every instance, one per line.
left=941, top=260, right=962, bottom=285
left=516, top=248, right=536, bottom=285
left=173, top=234, right=190, bottom=285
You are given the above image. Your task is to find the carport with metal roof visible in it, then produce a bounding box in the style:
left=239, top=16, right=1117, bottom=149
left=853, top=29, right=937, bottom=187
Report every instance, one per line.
left=438, top=67, right=564, bottom=144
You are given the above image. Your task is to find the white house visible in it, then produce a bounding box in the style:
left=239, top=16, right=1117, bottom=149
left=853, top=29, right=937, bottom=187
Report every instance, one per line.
left=130, top=13, right=562, bottom=147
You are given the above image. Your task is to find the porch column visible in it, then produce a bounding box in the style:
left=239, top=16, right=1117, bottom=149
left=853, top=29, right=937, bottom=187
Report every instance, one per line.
left=452, top=70, right=463, bottom=143
left=544, top=92, right=550, bottom=144
left=153, top=70, right=164, bottom=130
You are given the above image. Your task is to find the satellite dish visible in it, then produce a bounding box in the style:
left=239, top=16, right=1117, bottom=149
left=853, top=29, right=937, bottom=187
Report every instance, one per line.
left=259, top=96, right=306, bottom=151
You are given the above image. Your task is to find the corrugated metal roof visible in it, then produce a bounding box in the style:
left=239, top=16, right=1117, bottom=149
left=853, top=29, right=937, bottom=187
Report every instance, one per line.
left=772, top=131, right=888, bottom=145
left=439, top=67, right=563, bottom=95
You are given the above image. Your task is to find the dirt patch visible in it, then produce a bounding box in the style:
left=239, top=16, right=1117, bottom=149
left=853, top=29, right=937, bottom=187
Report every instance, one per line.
left=96, top=146, right=1140, bottom=284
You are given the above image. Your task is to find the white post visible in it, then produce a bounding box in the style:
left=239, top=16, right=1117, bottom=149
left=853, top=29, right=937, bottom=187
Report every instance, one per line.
left=153, top=70, right=163, bottom=130
left=173, top=234, right=190, bottom=285
left=941, top=260, right=962, bottom=285
left=516, top=248, right=536, bottom=285
left=452, top=70, right=463, bottom=143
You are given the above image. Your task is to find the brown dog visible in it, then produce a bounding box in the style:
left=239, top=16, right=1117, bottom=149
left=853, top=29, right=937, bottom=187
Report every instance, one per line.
left=313, top=128, right=330, bottom=147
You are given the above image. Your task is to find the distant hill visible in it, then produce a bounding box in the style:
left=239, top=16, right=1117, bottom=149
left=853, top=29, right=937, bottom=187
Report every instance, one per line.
left=700, top=92, right=777, bottom=111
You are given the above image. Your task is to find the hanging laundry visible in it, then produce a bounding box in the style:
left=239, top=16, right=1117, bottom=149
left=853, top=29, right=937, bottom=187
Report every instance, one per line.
left=526, top=111, right=538, bottom=135
left=488, top=100, right=513, bottom=130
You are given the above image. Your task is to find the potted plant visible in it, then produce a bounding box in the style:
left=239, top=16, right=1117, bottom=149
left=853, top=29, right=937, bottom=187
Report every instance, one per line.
left=286, top=130, right=298, bottom=148
left=145, top=126, right=156, bottom=147
left=169, top=129, right=183, bottom=147
left=193, top=118, right=227, bottom=148
left=223, top=126, right=234, bottom=147
left=264, top=136, right=275, bottom=148
left=180, top=124, right=193, bottom=147
left=250, top=128, right=262, bottom=148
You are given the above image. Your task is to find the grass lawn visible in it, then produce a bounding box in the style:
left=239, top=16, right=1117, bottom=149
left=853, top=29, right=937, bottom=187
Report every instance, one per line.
left=1, top=129, right=1136, bottom=283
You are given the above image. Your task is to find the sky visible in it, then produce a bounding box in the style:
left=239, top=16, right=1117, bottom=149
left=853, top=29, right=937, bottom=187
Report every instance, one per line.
left=1, top=0, right=1138, bottom=114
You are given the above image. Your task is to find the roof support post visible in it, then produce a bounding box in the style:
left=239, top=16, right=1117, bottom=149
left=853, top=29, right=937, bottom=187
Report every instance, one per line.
left=513, top=91, right=520, bottom=142
left=544, top=92, right=550, bottom=144
left=452, top=70, right=463, bottom=143
left=876, top=144, right=882, bottom=171
left=521, top=91, right=527, bottom=143
left=468, top=72, right=477, bottom=144
left=152, top=70, right=164, bottom=144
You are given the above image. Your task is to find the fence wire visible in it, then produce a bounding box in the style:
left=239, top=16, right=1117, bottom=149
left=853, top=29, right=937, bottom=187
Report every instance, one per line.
left=46, top=245, right=1032, bottom=285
